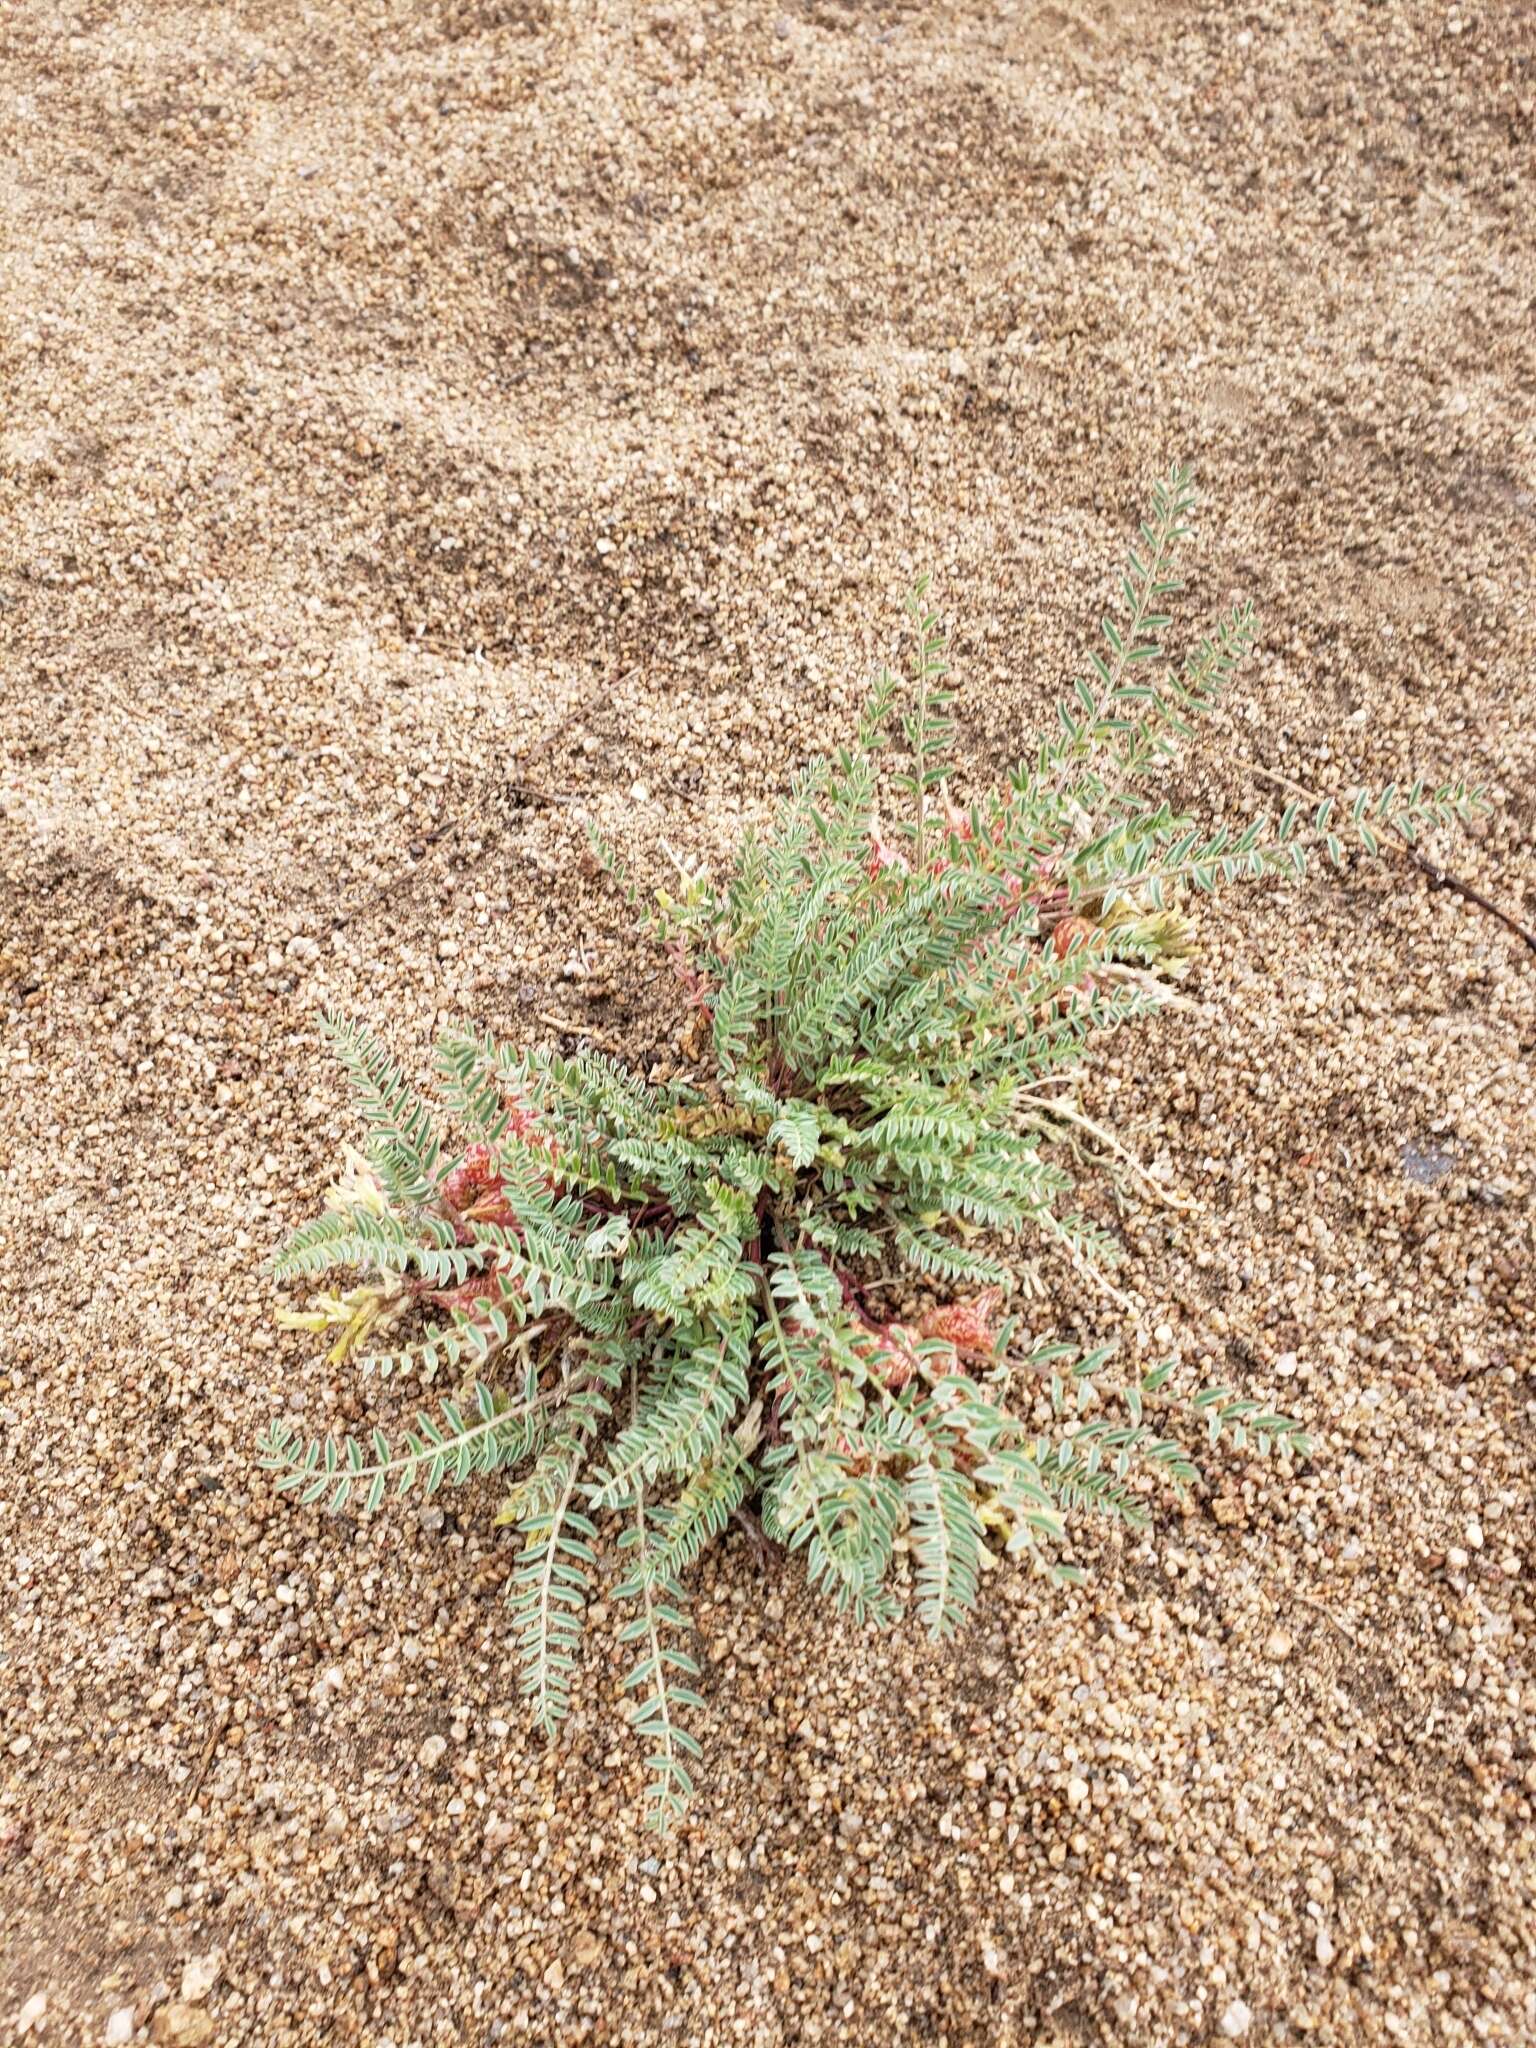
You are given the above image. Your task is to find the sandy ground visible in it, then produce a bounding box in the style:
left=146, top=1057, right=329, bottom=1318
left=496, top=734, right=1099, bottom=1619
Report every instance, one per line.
left=2, top=1, right=1534, bottom=2042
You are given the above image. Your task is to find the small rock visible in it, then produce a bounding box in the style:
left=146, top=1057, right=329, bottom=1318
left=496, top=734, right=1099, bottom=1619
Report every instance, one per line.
left=1220, top=1998, right=1253, bottom=2038
left=1274, top=1351, right=1298, bottom=1378
left=151, top=2005, right=214, bottom=2048
left=180, top=1951, right=222, bottom=2004
left=1066, top=1775, right=1090, bottom=1809
left=1265, top=1629, right=1294, bottom=1662
left=837, top=1810, right=863, bottom=1840
left=1315, top=1926, right=1336, bottom=1966
left=105, top=2007, right=137, bottom=2046
left=417, top=1733, right=449, bottom=1770
left=1401, top=1138, right=1453, bottom=1186
left=569, top=1929, right=602, bottom=1969
left=15, top=1994, right=47, bottom=2036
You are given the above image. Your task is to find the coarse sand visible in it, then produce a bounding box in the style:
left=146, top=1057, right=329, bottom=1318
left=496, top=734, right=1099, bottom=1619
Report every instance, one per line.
left=1, top=2, right=1533, bottom=2043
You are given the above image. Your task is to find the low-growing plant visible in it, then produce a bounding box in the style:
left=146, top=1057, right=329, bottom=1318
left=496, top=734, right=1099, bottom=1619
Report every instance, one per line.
left=265, top=467, right=1482, bottom=1829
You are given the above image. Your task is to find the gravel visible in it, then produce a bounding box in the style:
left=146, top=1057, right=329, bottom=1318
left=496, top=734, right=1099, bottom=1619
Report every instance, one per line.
left=2, top=1, right=1533, bottom=2044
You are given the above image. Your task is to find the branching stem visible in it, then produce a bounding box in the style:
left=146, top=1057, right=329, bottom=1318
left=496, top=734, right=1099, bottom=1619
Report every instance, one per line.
left=1243, top=761, right=1534, bottom=959
left=1023, top=1097, right=1195, bottom=1211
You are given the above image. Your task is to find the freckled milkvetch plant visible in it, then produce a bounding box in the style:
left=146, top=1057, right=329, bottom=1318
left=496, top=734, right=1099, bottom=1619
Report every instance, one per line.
left=265, top=467, right=1482, bottom=1829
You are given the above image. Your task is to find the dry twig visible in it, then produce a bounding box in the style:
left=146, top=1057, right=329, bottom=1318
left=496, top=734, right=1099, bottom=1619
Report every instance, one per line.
left=536, top=1011, right=630, bottom=1055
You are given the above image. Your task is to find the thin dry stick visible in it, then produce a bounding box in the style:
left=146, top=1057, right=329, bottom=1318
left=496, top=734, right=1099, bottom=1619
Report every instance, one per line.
left=1298, top=1593, right=1359, bottom=1647
left=536, top=1011, right=630, bottom=1055
left=1397, top=846, right=1536, bottom=957
left=1024, top=1095, right=1196, bottom=1212
left=506, top=778, right=578, bottom=807
left=188, top=1702, right=232, bottom=1797
left=1244, top=762, right=1536, bottom=959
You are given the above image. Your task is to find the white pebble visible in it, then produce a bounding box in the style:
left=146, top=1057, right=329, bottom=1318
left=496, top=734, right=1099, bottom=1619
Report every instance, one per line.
left=180, top=1950, right=222, bottom=2004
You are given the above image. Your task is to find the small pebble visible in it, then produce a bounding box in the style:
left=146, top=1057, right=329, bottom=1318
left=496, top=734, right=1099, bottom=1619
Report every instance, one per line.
left=179, top=1951, right=221, bottom=2005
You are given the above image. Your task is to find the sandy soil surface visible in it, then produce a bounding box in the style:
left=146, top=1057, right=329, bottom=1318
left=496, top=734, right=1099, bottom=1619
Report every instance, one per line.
left=3, top=1, right=1534, bottom=2042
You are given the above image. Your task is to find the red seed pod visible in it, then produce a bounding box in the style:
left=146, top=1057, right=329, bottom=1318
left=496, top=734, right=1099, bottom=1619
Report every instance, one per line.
left=915, top=1288, right=1002, bottom=1360
left=442, top=1142, right=517, bottom=1229
left=866, top=817, right=910, bottom=878
left=503, top=1100, right=554, bottom=1154
left=427, top=1261, right=523, bottom=1316
left=1051, top=915, right=1101, bottom=960
left=939, top=786, right=975, bottom=842
left=849, top=1317, right=922, bottom=1391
